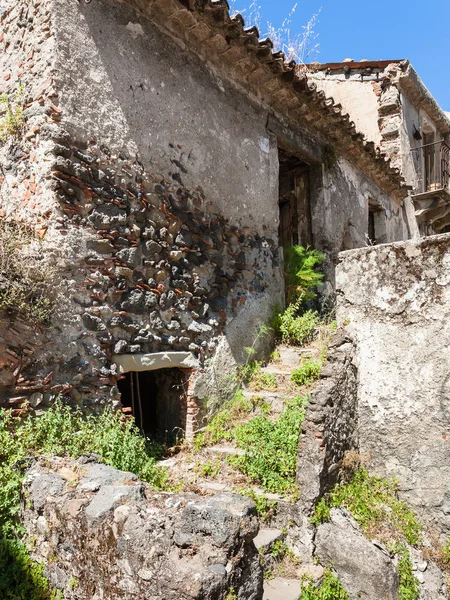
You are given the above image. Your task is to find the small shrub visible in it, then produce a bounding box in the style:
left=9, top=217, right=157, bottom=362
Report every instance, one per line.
left=310, top=497, right=331, bottom=526
left=0, top=537, right=62, bottom=600
left=291, top=359, right=321, bottom=387
left=269, top=539, right=289, bottom=560
left=198, top=459, right=221, bottom=478
left=301, top=569, right=349, bottom=600
left=272, top=303, right=320, bottom=346
left=230, top=395, right=307, bottom=493
left=310, top=468, right=422, bottom=547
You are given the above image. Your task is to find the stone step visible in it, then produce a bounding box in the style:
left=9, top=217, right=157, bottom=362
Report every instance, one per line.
left=263, top=577, right=301, bottom=600
left=253, top=528, right=283, bottom=551
left=243, top=390, right=293, bottom=401
left=198, top=481, right=233, bottom=493
left=259, top=367, right=293, bottom=376
left=206, top=446, right=244, bottom=457
left=250, top=486, right=283, bottom=502
left=242, top=390, right=291, bottom=413
left=198, top=481, right=284, bottom=502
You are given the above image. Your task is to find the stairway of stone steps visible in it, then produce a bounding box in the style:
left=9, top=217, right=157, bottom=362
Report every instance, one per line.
left=158, top=342, right=327, bottom=598
left=254, top=524, right=324, bottom=599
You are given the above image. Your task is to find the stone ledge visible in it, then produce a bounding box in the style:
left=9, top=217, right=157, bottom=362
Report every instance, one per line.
left=112, top=351, right=199, bottom=374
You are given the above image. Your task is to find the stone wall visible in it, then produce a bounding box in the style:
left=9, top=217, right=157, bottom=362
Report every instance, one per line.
left=21, top=457, right=263, bottom=599
left=296, top=330, right=358, bottom=510
left=0, top=0, right=283, bottom=417
left=336, top=233, right=450, bottom=538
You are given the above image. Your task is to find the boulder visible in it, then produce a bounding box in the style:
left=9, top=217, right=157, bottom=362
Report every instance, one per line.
left=314, top=509, right=399, bottom=600
left=21, top=457, right=263, bottom=600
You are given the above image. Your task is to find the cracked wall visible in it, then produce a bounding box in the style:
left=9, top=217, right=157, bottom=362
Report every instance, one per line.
left=336, top=233, right=450, bottom=538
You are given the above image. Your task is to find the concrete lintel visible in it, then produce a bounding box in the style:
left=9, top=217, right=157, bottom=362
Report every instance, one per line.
left=112, top=352, right=199, bottom=374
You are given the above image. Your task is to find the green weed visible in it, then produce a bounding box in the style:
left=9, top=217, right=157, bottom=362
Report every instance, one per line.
left=0, top=86, right=25, bottom=142
left=311, top=468, right=422, bottom=547
left=0, top=403, right=166, bottom=533
left=193, top=389, right=251, bottom=450
left=271, top=303, right=320, bottom=346
left=391, top=543, right=420, bottom=600
left=230, top=395, right=307, bottom=493
left=300, top=569, right=349, bottom=600
left=226, top=588, right=237, bottom=600
left=235, top=488, right=277, bottom=522
left=291, top=359, right=321, bottom=387
left=198, top=460, right=221, bottom=478
left=283, top=245, right=325, bottom=305
left=442, top=539, right=450, bottom=566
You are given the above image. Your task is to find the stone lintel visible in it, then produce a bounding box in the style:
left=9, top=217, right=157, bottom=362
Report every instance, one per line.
left=112, top=352, right=199, bottom=374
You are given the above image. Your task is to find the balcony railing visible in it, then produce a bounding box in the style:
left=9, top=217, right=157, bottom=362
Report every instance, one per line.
left=411, top=140, right=450, bottom=196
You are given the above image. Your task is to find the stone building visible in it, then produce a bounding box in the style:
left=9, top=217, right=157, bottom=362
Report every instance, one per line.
left=308, top=59, right=450, bottom=235
left=0, top=0, right=413, bottom=437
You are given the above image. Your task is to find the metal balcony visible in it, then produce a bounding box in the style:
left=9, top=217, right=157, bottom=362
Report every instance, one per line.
left=411, top=140, right=450, bottom=230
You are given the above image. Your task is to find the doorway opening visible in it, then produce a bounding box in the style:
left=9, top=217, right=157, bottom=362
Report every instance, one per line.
left=368, top=199, right=387, bottom=245
left=117, top=368, right=188, bottom=442
left=278, top=147, right=312, bottom=249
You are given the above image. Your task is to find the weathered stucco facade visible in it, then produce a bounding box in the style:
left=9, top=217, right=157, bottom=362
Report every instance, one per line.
left=0, top=0, right=412, bottom=435
left=308, top=60, right=450, bottom=235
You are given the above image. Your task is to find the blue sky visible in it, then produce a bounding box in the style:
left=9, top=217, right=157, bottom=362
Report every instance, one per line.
left=232, top=0, right=450, bottom=111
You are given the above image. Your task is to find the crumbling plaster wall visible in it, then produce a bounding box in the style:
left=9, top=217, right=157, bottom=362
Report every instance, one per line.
left=336, top=233, right=450, bottom=537
left=310, top=156, right=408, bottom=283
left=308, top=75, right=382, bottom=147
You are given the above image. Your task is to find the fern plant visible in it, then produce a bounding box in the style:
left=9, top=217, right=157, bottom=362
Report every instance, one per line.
left=283, top=245, right=325, bottom=305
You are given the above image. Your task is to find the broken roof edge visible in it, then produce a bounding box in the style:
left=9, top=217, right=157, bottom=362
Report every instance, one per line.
left=306, top=58, right=450, bottom=136
left=396, top=62, right=450, bottom=135
left=120, top=0, right=410, bottom=201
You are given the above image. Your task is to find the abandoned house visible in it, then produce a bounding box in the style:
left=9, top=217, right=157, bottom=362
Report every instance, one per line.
left=0, top=0, right=423, bottom=440
left=307, top=59, right=450, bottom=235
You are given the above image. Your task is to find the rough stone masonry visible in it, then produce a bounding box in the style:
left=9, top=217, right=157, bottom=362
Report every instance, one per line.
left=21, top=456, right=263, bottom=600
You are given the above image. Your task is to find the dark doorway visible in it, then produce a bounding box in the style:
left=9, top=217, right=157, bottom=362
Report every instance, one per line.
left=117, top=368, right=188, bottom=442
left=278, top=148, right=312, bottom=249
left=368, top=200, right=387, bottom=246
